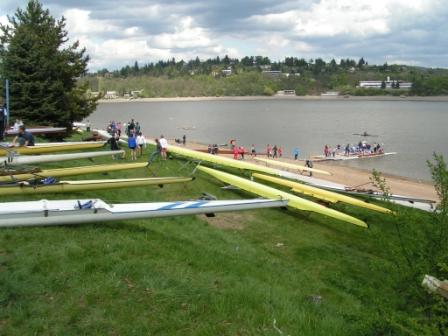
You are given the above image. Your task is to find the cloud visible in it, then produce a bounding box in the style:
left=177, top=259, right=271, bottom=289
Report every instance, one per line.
left=148, top=17, right=213, bottom=49
left=0, top=0, right=447, bottom=69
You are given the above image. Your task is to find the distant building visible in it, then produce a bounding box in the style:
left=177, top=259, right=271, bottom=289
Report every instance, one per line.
left=262, top=70, right=282, bottom=77
left=321, top=91, right=340, bottom=96
left=260, top=65, right=271, bottom=71
left=359, top=76, right=412, bottom=89
left=221, top=68, right=232, bottom=76
left=130, top=90, right=143, bottom=98
left=104, top=91, right=118, bottom=99
left=89, top=91, right=100, bottom=98
left=276, top=90, right=296, bottom=96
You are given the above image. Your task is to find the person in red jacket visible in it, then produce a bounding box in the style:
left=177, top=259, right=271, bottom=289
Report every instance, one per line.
left=233, top=144, right=239, bottom=160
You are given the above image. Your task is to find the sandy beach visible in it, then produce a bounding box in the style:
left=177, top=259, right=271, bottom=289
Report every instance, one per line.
left=173, top=139, right=438, bottom=202
left=98, top=95, right=448, bottom=104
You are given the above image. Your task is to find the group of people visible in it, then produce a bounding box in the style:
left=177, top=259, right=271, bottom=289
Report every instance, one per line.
left=207, top=144, right=220, bottom=155
left=324, top=141, right=384, bottom=157
left=266, top=144, right=283, bottom=158
left=227, top=141, right=286, bottom=161
left=107, top=119, right=169, bottom=164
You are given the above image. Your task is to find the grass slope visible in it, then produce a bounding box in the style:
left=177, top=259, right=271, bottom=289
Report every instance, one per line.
left=0, top=138, right=438, bottom=335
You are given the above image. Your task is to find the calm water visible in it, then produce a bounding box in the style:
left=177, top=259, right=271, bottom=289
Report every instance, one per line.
left=88, top=99, right=448, bottom=181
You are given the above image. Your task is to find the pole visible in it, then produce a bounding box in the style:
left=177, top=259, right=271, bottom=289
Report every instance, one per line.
left=5, top=79, right=10, bottom=126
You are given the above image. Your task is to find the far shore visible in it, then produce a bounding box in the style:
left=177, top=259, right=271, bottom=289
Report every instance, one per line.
left=98, top=95, right=448, bottom=104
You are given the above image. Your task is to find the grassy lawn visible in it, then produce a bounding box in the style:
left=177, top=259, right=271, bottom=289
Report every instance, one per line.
left=0, top=136, right=442, bottom=335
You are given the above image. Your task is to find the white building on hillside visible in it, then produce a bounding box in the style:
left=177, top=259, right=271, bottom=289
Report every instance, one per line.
left=359, top=76, right=412, bottom=89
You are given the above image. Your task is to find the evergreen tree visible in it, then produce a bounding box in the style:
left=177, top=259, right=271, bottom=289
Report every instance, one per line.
left=0, top=0, right=96, bottom=128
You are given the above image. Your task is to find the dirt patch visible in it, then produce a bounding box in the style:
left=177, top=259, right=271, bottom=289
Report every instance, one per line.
left=199, top=212, right=254, bottom=230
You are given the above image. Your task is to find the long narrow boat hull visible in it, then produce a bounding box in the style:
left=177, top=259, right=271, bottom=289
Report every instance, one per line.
left=0, top=162, right=147, bottom=182
left=313, top=152, right=397, bottom=161
left=253, top=157, right=331, bottom=175
left=252, top=173, right=392, bottom=214
left=5, top=127, right=67, bottom=136
left=0, top=198, right=287, bottom=227
left=0, top=150, right=124, bottom=166
left=0, top=177, right=192, bottom=195
left=198, top=166, right=367, bottom=228
left=0, top=142, right=106, bottom=155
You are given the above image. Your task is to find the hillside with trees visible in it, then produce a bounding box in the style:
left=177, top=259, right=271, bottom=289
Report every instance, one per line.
left=80, top=56, right=448, bottom=98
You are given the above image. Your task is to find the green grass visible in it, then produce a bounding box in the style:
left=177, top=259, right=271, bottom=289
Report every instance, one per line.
left=0, top=135, right=440, bottom=335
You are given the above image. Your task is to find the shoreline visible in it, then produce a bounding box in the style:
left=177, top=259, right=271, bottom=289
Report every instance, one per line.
left=166, top=139, right=438, bottom=202
left=98, top=95, right=448, bottom=104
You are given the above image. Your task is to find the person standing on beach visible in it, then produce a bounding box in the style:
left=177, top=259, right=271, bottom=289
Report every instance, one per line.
left=272, top=145, right=278, bottom=158
left=324, top=145, right=329, bottom=157
left=239, top=146, right=245, bottom=160
left=293, top=148, right=299, bottom=160
left=345, top=144, right=350, bottom=156
left=159, top=135, right=168, bottom=160
left=233, top=144, right=239, bottom=160
left=278, top=147, right=283, bottom=158
left=267, top=144, right=272, bottom=158
left=251, top=144, right=256, bottom=158
left=305, top=159, right=313, bottom=176
left=182, top=134, right=186, bottom=145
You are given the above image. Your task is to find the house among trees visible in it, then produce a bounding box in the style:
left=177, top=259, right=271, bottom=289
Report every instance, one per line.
left=359, top=76, right=412, bottom=89
left=104, top=91, right=118, bottom=99
left=221, top=68, right=232, bottom=76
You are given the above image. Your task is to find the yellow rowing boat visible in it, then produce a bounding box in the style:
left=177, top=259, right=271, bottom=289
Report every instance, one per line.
left=0, top=176, right=192, bottom=195
left=0, top=162, right=148, bottom=182
left=252, top=173, right=392, bottom=214
left=198, top=166, right=367, bottom=228
left=0, top=142, right=105, bottom=155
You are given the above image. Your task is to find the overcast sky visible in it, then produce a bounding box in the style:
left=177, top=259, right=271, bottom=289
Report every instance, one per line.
left=1, top=0, right=447, bottom=71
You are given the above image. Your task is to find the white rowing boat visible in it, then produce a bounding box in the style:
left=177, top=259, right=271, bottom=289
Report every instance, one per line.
left=0, top=150, right=124, bottom=166
left=5, top=127, right=67, bottom=136
left=313, top=152, right=397, bottom=161
left=0, top=198, right=287, bottom=227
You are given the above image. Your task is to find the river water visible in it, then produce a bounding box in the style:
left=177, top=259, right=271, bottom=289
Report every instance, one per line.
left=88, top=99, right=448, bottom=181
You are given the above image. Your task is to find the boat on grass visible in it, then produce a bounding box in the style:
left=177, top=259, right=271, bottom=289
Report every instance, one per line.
left=0, top=162, right=147, bottom=182
left=197, top=165, right=367, bottom=228
left=0, top=176, right=192, bottom=195
left=0, top=198, right=286, bottom=228
left=252, top=173, right=392, bottom=214
left=0, top=150, right=124, bottom=166
left=0, top=141, right=106, bottom=155
left=5, top=127, right=67, bottom=136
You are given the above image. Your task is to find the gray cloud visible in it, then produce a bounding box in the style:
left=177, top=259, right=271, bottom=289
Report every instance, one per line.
left=1, top=0, right=447, bottom=69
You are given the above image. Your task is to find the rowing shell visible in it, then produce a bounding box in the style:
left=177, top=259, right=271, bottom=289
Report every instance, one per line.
left=0, top=142, right=106, bottom=155
left=198, top=166, right=367, bottom=228
left=0, top=177, right=192, bottom=195
left=0, top=198, right=287, bottom=227
left=5, top=127, right=67, bottom=136
left=313, top=152, right=397, bottom=161
left=0, top=150, right=124, bottom=166
left=252, top=173, right=392, bottom=214
left=253, top=157, right=331, bottom=176
left=0, top=162, right=147, bottom=182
